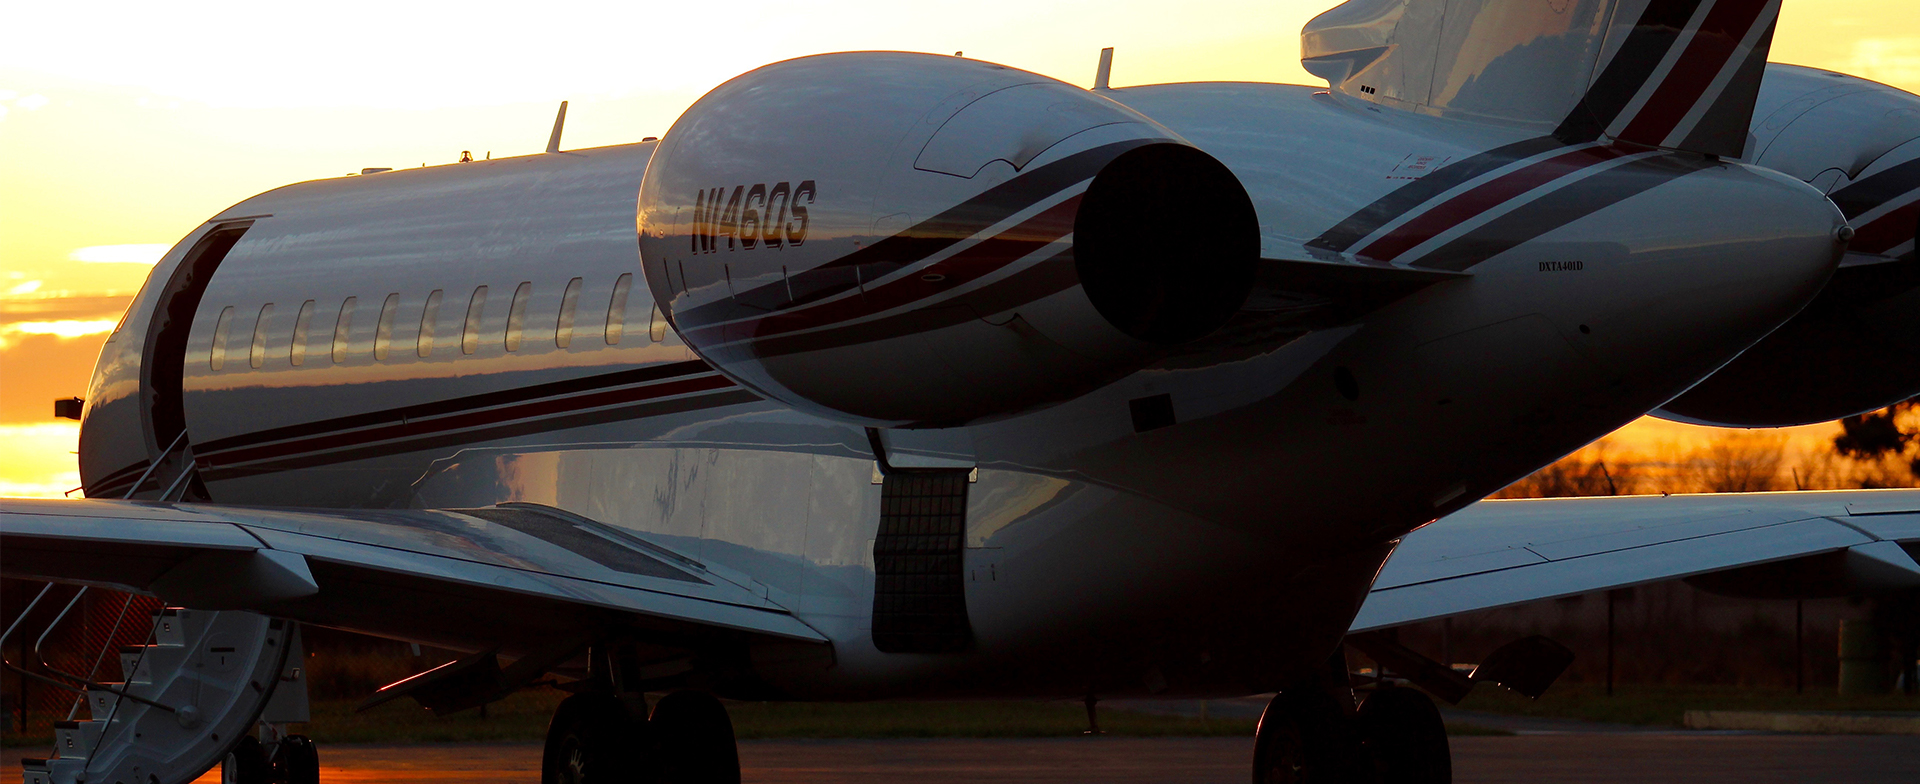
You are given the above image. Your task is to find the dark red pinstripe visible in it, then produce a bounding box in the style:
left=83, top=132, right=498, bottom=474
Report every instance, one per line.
left=1852, top=201, right=1920, bottom=254
left=1357, top=147, right=1628, bottom=262
left=1618, top=0, right=1771, bottom=144
left=199, top=374, right=737, bottom=467
left=686, top=195, right=1083, bottom=347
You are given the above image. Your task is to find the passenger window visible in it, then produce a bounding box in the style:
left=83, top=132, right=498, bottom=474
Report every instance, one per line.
left=418, top=289, right=444, bottom=358
left=462, top=286, right=487, bottom=355
left=290, top=300, right=315, bottom=366
left=556, top=277, right=582, bottom=348
left=650, top=303, right=667, bottom=343
left=374, top=293, right=399, bottom=360
left=505, top=282, right=531, bottom=351
left=209, top=306, right=235, bottom=370
left=249, top=303, right=275, bottom=369
left=332, top=297, right=356, bottom=364
left=605, top=273, right=633, bottom=345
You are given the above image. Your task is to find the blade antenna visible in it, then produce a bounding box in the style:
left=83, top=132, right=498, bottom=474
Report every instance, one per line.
left=545, top=100, right=569, bottom=154
left=1094, top=48, right=1114, bottom=91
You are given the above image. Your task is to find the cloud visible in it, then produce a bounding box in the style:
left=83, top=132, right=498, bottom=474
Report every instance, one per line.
left=4, top=319, right=118, bottom=338
left=69, top=244, right=169, bottom=264
left=0, top=318, right=117, bottom=350
left=6, top=280, right=43, bottom=296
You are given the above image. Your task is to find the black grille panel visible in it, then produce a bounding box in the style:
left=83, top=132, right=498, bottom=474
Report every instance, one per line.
left=871, top=470, right=972, bottom=653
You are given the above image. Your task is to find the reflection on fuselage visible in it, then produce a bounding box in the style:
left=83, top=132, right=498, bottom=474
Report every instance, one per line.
left=196, top=273, right=665, bottom=374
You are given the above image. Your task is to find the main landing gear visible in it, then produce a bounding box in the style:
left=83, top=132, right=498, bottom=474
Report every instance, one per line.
left=1253, top=682, right=1450, bottom=784
left=543, top=689, right=741, bottom=784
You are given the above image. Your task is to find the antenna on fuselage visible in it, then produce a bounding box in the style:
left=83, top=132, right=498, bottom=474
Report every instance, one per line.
left=545, top=100, right=569, bottom=154
left=1093, top=47, right=1114, bottom=90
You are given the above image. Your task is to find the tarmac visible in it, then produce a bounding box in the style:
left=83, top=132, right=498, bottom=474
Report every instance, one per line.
left=9, top=731, right=1920, bottom=783
left=9, top=697, right=1920, bottom=783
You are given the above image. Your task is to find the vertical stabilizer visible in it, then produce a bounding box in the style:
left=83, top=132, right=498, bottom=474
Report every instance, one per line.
left=1302, top=0, right=1783, bottom=158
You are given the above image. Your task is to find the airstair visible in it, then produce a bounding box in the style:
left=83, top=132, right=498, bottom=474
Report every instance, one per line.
left=6, top=584, right=311, bottom=784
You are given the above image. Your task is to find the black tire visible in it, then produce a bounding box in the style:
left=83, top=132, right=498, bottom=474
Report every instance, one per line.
left=647, top=690, right=741, bottom=784
left=221, top=735, right=272, bottom=784
left=1252, top=688, right=1370, bottom=784
left=544, top=692, right=646, bottom=784
left=273, top=735, right=320, bottom=784
left=1357, top=687, right=1450, bottom=784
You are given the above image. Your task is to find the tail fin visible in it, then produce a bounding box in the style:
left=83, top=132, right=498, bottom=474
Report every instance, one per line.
left=1303, top=0, right=1783, bottom=158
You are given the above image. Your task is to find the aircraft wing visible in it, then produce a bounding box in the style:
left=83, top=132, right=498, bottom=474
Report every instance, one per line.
left=1352, top=489, right=1920, bottom=632
left=0, top=498, right=826, bottom=652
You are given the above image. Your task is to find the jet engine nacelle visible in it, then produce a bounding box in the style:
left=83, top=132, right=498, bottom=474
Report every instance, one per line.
left=1659, top=66, right=1920, bottom=428
left=636, top=52, right=1256, bottom=428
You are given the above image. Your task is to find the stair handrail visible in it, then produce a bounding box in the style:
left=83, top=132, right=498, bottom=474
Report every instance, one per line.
left=122, top=429, right=189, bottom=500
left=3, top=584, right=177, bottom=713
left=67, top=591, right=142, bottom=721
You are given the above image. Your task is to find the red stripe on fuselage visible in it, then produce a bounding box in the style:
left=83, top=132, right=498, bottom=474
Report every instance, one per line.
left=1617, top=0, right=1771, bottom=145
left=199, top=373, right=738, bottom=468
left=689, top=195, right=1083, bottom=347
left=1852, top=201, right=1920, bottom=255
left=1358, top=146, right=1628, bottom=262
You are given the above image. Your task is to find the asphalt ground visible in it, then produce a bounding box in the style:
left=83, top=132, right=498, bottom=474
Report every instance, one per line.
left=10, top=733, right=1920, bottom=783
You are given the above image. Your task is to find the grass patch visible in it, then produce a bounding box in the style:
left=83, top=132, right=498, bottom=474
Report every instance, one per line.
left=1458, top=683, right=1920, bottom=727
left=297, top=690, right=566, bottom=744
left=1442, top=722, right=1515, bottom=737
left=285, top=692, right=1257, bottom=744
left=729, top=700, right=1255, bottom=739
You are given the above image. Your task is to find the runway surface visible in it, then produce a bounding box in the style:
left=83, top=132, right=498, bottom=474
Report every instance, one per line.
left=8, top=733, right=1896, bottom=783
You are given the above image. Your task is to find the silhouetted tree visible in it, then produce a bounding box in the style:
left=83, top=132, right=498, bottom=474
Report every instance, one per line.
left=1833, top=399, right=1920, bottom=483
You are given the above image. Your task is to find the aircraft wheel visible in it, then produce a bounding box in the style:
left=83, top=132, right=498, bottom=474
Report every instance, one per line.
left=1252, top=688, right=1368, bottom=783
left=1357, top=687, right=1450, bottom=784
left=272, top=735, right=321, bottom=784
left=543, top=692, right=645, bottom=784
left=221, top=736, right=272, bottom=784
left=648, top=690, right=741, bottom=784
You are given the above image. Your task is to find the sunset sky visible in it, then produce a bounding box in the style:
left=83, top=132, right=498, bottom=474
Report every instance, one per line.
left=3, top=0, right=1918, bottom=497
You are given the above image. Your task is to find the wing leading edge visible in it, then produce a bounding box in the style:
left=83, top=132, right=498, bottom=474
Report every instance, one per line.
left=1353, top=489, right=1920, bottom=632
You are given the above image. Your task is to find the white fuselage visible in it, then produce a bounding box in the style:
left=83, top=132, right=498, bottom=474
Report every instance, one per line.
left=76, top=59, right=1847, bottom=700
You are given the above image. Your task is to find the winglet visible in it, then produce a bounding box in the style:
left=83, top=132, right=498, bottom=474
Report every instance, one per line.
left=545, top=100, right=569, bottom=154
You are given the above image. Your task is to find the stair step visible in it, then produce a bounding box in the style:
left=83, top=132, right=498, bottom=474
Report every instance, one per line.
left=118, top=646, right=160, bottom=684
left=52, top=720, right=103, bottom=760
left=152, top=607, right=188, bottom=647
left=22, top=758, right=85, bottom=784
left=82, top=683, right=154, bottom=720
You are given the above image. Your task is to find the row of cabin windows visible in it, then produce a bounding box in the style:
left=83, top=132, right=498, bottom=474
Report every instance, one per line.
left=208, top=274, right=666, bottom=370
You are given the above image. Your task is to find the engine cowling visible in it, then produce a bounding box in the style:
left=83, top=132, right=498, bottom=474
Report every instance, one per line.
left=1658, top=66, right=1920, bottom=428
left=635, top=52, right=1256, bottom=428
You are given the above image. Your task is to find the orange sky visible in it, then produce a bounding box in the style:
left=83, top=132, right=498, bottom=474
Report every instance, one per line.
left=3, top=0, right=1918, bottom=497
